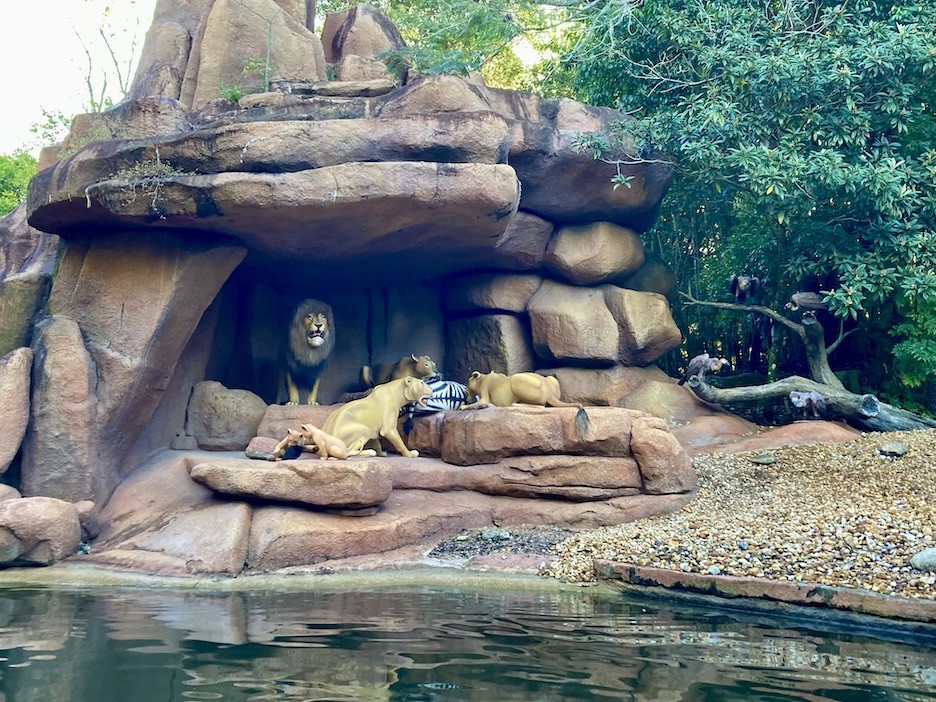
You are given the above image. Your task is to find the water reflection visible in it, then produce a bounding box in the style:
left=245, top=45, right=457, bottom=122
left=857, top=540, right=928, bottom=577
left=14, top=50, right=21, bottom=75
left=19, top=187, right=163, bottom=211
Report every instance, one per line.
left=0, top=584, right=933, bottom=701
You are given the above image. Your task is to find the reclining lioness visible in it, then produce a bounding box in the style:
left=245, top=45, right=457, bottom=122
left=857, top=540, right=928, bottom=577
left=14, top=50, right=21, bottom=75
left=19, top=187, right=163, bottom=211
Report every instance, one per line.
left=463, top=370, right=589, bottom=437
left=322, top=376, right=432, bottom=457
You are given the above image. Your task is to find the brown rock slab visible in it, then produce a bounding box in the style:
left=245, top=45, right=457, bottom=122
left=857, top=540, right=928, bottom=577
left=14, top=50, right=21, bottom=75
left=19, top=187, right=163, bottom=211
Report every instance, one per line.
left=527, top=280, right=619, bottom=364
left=0, top=348, right=32, bottom=474
left=0, top=497, right=81, bottom=566
left=670, top=414, right=761, bottom=455
left=630, top=415, right=698, bottom=494
left=322, top=4, right=404, bottom=66
left=541, top=365, right=669, bottom=407
left=444, top=314, right=535, bottom=383
left=623, top=378, right=735, bottom=425
left=442, top=272, right=543, bottom=315
left=256, top=403, right=340, bottom=438
left=186, top=381, right=268, bottom=450
left=439, top=406, right=637, bottom=466
left=190, top=457, right=393, bottom=508
left=90, top=451, right=251, bottom=577
left=545, top=222, right=644, bottom=285
left=463, top=455, right=643, bottom=501
left=489, top=211, right=554, bottom=270
left=602, top=287, right=682, bottom=366
left=713, top=421, right=862, bottom=454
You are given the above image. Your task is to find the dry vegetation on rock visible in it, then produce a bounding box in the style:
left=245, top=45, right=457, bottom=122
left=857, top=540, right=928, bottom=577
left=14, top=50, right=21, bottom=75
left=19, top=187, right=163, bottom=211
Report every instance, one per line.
left=545, top=428, right=936, bottom=600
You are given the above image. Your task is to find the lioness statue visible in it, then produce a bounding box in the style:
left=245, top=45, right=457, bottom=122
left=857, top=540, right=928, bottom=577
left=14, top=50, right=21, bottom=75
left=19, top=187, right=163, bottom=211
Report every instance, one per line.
left=463, top=370, right=589, bottom=437
left=285, top=298, right=335, bottom=405
left=360, top=354, right=439, bottom=388
left=322, top=376, right=432, bottom=457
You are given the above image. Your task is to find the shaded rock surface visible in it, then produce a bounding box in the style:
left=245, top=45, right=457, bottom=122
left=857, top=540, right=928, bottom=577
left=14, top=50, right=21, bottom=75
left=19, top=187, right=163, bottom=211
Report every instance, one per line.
left=0, top=497, right=81, bottom=566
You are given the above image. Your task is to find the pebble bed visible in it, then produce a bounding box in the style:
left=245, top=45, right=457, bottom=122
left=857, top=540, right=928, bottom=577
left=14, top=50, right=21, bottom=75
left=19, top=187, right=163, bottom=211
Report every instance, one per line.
left=543, top=428, right=936, bottom=600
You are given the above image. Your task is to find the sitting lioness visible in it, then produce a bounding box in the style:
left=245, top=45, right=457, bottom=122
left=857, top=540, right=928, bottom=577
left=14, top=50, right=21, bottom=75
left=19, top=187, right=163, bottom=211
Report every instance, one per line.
left=463, top=370, right=589, bottom=437
left=322, top=376, right=432, bottom=457
left=361, top=354, right=439, bottom=388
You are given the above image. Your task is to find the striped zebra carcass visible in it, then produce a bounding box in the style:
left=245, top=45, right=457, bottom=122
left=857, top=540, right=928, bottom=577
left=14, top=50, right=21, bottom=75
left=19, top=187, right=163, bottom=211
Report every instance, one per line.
left=399, top=376, right=467, bottom=433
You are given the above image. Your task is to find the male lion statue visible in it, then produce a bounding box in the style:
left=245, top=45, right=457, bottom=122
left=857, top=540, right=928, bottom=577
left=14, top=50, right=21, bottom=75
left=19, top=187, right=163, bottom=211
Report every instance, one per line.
left=322, top=376, right=432, bottom=457
left=463, top=370, right=589, bottom=437
left=285, top=298, right=335, bottom=405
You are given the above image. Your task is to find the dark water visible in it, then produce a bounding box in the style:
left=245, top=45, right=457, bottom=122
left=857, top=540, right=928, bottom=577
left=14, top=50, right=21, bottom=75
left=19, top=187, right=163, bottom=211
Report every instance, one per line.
left=0, top=583, right=934, bottom=701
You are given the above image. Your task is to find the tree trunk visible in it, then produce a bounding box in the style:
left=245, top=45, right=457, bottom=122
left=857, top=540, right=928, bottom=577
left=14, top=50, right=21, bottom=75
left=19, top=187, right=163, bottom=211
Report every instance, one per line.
left=801, top=314, right=844, bottom=389
left=687, top=375, right=936, bottom=432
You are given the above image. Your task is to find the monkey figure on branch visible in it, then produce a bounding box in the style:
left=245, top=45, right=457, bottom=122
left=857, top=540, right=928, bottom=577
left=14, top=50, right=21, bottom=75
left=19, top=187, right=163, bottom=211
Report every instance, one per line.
left=678, top=353, right=731, bottom=386
left=789, top=390, right=827, bottom=419
left=730, top=274, right=760, bottom=303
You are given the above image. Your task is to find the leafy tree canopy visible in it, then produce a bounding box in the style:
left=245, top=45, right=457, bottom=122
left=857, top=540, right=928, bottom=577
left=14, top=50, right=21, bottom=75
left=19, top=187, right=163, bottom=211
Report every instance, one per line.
left=0, top=151, right=37, bottom=216
left=568, top=0, right=936, bottom=394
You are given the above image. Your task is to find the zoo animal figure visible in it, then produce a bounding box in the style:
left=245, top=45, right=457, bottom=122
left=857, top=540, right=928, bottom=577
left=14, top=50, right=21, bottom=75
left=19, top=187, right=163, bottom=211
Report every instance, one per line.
left=463, top=370, right=589, bottom=437
left=677, top=353, right=731, bottom=386
left=271, top=426, right=347, bottom=461
left=322, top=376, right=433, bottom=457
left=789, top=390, right=827, bottom=419
left=730, top=274, right=760, bottom=303
left=360, top=354, right=439, bottom=388
left=785, top=291, right=828, bottom=313
left=285, top=298, right=335, bottom=405
left=399, top=377, right=468, bottom=433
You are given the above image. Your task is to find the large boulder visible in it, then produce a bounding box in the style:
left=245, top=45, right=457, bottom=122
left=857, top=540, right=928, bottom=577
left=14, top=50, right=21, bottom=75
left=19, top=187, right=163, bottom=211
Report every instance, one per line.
left=442, top=272, right=542, bottom=316
left=186, top=381, right=268, bottom=450
left=444, top=314, right=536, bottom=382
left=322, top=4, right=405, bottom=67
left=603, top=287, right=682, bottom=366
left=0, top=348, right=32, bottom=474
left=0, top=497, right=81, bottom=566
left=544, top=221, right=645, bottom=285
left=526, top=280, right=620, bottom=364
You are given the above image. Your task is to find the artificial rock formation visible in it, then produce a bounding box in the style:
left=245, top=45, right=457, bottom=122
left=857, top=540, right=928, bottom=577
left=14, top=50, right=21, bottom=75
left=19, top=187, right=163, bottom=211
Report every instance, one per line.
left=0, top=2, right=723, bottom=574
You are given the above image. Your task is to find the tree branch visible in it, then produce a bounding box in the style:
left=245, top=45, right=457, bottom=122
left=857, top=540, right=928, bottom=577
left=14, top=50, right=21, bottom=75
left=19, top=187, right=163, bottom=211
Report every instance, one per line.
left=678, top=289, right=805, bottom=337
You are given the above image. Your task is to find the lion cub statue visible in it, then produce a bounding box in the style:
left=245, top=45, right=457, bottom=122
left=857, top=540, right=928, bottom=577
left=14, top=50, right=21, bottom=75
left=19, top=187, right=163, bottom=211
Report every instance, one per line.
left=322, top=376, right=432, bottom=457
left=360, top=354, right=439, bottom=388
left=285, top=298, right=335, bottom=405
left=271, top=424, right=362, bottom=461
left=464, top=370, right=590, bottom=437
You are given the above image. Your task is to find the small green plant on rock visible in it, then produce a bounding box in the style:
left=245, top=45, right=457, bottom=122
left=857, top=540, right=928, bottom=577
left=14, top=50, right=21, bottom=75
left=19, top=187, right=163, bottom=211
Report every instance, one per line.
left=219, top=83, right=244, bottom=103
left=87, top=148, right=194, bottom=215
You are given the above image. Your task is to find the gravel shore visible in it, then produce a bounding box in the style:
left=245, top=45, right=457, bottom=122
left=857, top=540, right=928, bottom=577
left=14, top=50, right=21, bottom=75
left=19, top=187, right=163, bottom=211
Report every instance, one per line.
left=543, top=428, right=936, bottom=600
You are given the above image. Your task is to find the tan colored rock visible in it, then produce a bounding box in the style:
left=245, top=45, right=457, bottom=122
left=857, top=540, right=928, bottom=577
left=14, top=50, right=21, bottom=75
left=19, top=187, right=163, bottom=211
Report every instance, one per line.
left=237, top=91, right=305, bottom=108
left=603, top=287, right=682, bottom=366
left=713, top=420, right=862, bottom=454
left=622, top=379, right=728, bottom=426
left=0, top=485, right=21, bottom=502
left=190, top=0, right=327, bottom=110
left=670, top=414, right=760, bottom=455
left=322, top=4, right=405, bottom=66
left=90, top=451, right=251, bottom=577
left=442, top=272, right=542, bottom=315
left=380, top=75, right=673, bottom=231
left=527, top=280, right=619, bottom=364
left=463, top=455, right=643, bottom=501
left=490, top=211, right=554, bottom=269
left=0, top=348, right=32, bottom=474
left=127, top=20, right=191, bottom=100
left=336, top=54, right=393, bottom=82
left=545, top=222, right=644, bottom=285
left=630, top=415, right=697, bottom=494
left=0, top=203, right=59, bottom=279
left=190, top=458, right=392, bottom=508
left=257, top=403, right=341, bottom=439
left=73, top=500, right=101, bottom=542
left=0, top=497, right=81, bottom=566
left=540, top=365, right=669, bottom=407
left=63, top=163, right=521, bottom=287
left=186, top=381, right=268, bottom=451
left=444, top=314, right=535, bottom=384
left=22, top=236, right=245, bottom=505
left=619, top=256, right=677, bottom=299
left=440, top=406, right=638, bottom=466
left=310, top=79, right=396, bottom=97
left=20, top=316, right=99, bottom=504
left=0, top=273, right=52, bottom=356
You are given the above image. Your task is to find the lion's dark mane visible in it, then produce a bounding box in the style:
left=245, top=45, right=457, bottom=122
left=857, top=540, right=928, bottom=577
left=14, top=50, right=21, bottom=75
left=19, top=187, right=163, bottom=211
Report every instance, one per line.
left=287, top=298, right=335, bottom=386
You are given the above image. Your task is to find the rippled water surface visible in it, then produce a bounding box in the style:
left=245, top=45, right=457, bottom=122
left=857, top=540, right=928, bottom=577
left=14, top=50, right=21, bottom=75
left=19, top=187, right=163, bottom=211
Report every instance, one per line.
left=0, top=583, right=933, bottom=701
